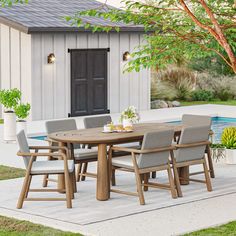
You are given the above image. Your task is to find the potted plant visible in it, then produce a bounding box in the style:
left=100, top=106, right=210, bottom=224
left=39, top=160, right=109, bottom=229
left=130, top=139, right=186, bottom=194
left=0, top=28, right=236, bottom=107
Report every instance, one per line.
left=0, top=88, right=21, bottom=141
left=221, top=127, right=236, bottom=164
left=210, top=143, right=226, bottom=164
left=15, top=103, right=31, bottom=135
left=120, top=106, right=140, bottom=128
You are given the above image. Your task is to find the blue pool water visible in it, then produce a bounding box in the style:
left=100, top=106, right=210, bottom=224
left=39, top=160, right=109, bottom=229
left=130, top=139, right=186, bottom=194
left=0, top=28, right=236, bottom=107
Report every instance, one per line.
left=30, top=117, right=236, bottom=143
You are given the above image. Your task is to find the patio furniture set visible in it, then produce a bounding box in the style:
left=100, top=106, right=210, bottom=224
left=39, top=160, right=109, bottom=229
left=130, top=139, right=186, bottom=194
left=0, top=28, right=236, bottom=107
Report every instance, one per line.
left=16, top=114, right=214, bottom=209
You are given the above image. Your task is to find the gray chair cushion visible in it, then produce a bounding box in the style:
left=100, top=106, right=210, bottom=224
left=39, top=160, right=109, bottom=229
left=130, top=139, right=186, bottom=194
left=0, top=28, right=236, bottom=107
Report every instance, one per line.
left=16, top=130, right=31, bottom=168
left=138, top=129, right=174, bottom=168
left=175, top=125, right=210, bottom=163
left=31, top=160, right=74, bottom=175
left=45, top=119, right=80, bottom=149
left=73, top=148, right=98, bottom=161
left=112, top=155, right=135, bottom=169
left=182, top=114, right=212, bottom=127
left=84, top=115, right=112, bottom=129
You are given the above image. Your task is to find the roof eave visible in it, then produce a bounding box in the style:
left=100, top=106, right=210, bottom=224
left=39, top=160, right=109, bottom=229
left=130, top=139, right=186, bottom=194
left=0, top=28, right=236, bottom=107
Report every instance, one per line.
left=27, top=26, right=146, bottom=34
left=0, top=16, right=29, bottom=33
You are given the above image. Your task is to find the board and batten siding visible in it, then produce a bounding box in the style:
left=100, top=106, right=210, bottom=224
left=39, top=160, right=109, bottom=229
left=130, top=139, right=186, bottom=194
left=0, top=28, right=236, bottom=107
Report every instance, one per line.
left=0, top=23, right=32, bottom=118
left=31, top=32, right=150, bottom=121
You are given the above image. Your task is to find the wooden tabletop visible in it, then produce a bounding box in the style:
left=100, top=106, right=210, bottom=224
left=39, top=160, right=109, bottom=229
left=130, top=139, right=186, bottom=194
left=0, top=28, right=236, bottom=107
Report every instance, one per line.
left=48, top=122, right=183, bottom=145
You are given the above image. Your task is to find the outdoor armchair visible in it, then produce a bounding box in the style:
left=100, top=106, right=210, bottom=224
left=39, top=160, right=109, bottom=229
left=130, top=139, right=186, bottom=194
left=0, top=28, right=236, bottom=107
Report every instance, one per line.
left=108, top=129, right=178, bottom=205
left=45, top=119, right=98, bottom=184
left=16, top=130, right=75, bottom=209
left=171, top=125, right=213, bottom=197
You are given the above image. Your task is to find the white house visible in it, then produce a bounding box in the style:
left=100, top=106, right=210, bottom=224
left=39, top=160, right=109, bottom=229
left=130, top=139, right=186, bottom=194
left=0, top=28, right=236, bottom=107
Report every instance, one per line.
left=0, top=0, right=150, bottom=121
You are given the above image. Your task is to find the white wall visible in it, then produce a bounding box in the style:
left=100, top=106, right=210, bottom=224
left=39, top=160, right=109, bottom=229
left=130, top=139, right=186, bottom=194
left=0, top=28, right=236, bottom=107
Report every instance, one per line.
left=31, top=32, right=150, bottom=121
left=0, top=24, right=32, bottom=118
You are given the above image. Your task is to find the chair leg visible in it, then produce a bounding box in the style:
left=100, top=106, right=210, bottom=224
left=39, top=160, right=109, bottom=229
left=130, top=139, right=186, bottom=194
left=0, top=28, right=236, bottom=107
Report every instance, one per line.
left=167, top=165, right=178, bottom=199
left=172, top=164, right=183, bottom=197
left=64, top=171, right=72, bottom=208
left=76, top=163, right=82, bottom=182
left=25, top=175, right=32, bottom=198
left=206, top=145, right=215, bottom=178
left=69, top=173, right=75, bottom=199
left=111, top=168, right=116, bottom=186
left=134, top=171, right=145, bottom=205
left=203, top=160, right=212, bottom=192
left=81, top=163, right=88, bottom=181
left=42, top=174, right=49, bottom=187
left=17, top=173, right=31, bottom=209
left=143, top=173, right=149, bottom=192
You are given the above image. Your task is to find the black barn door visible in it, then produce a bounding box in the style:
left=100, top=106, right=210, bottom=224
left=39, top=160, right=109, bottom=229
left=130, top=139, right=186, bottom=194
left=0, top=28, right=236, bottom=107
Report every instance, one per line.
left=70, top=49, right=108, bottom=117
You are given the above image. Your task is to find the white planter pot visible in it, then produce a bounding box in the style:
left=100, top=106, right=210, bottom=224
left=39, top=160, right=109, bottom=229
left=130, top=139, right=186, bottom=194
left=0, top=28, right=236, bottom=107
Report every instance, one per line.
left=211, top=148, right=226, bottom=164
left=225, top=149, right=236, bottom=165
left=123, top=119, right=133, bottom=128
left=3, top=112, right=16, bottom=141
left=17, top=121, right=27, bottom=135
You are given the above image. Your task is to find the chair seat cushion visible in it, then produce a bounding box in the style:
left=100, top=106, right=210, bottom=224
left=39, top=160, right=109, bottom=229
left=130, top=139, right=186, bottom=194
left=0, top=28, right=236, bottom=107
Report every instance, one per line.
left=112, top=155, right=138, bottom=169
left=74, top=148, right=98, bottom=161
left=31, top=160, right=74, bottom=174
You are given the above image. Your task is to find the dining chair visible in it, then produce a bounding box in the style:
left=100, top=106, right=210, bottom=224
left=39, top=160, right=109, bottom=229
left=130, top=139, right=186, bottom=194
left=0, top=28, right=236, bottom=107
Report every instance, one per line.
left=171, top=125, right=213, bottom=197
left=179, top=114, right=215, bottom=178
left=83, top=115, right=140, bottom=185
left=45, top=119, right=98, bottom=184
left=108, top=129, right=178, bottom=205
left=16, top=130, right=74, bottom=209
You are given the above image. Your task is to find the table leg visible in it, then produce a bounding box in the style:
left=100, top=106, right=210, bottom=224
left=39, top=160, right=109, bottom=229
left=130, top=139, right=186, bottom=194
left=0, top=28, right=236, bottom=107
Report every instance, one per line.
left=58, top=142, right=66, bottom=193
left=178, top=166, right=189, bottom=185
left=96, top=144, right=109, bottom=201
left=206, top=144, right=215, bottom=178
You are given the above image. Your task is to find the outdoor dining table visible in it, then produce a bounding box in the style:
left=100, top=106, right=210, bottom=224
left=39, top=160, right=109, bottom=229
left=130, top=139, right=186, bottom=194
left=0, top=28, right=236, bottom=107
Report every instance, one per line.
left=48, top=122, right=214, bottom=201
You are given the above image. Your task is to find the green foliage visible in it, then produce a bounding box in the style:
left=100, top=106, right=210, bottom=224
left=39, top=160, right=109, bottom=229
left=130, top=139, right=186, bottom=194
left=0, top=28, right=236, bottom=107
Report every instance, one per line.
left=0, top=0, right=28, bottom=7
left=15, top=103, right=31, bottom=120
left=0, top=88, right=21, bottom=111
left=151, top=66, right=195, bottom=101
left=67, top=0, right=236, bottom=73
left=221, top=127, right=236, bottom=149
left=215, top=89, right=233, bottom=101
left=191, top=90, right=214, bottom=101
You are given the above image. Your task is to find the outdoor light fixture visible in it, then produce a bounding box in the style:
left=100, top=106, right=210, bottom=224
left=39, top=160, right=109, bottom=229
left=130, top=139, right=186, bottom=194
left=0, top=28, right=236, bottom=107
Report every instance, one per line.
left=48, top=53, right=56, bottom=64
left=123, top=51, right=131, bottom=61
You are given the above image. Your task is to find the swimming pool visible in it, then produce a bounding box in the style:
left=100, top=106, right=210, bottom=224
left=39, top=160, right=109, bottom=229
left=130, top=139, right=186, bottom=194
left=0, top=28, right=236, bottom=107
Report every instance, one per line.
left=30, top=117, right=236, bottom=143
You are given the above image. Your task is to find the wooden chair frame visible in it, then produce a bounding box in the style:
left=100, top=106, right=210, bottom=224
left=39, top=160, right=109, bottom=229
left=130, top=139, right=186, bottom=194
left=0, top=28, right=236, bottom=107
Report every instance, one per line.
left=17, top=146, right=74, bottom=209
left=171, top=140, right=213, bottom=197
left=108, top=146, right=179, bottom=205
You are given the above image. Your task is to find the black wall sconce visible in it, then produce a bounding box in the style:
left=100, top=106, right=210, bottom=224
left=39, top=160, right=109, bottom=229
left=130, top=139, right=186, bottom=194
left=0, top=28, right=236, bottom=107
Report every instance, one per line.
left=123, top=51, right=131, bottom=61
left=48, top=53, right=56, bottom=64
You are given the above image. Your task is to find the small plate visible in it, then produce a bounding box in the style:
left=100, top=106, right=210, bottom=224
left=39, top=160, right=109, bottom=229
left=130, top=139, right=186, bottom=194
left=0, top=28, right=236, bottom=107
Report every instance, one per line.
left=102, top=130, right=113, bottom=133
left=116, top=130, right=133, bottom=133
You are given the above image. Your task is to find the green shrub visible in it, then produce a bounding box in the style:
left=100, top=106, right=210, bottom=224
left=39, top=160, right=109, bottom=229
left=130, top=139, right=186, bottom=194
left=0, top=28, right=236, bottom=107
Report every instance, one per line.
left=15, top=103, right=31, bottom=120
left=0, top=88, right=21, bottom=111
left=215, top=88, right=233, bottom=101
left=191, top=90, right=214, bottom=101
left=221, top=127, right=236, bottom=149
left=151, top=66, right=196, bottom=101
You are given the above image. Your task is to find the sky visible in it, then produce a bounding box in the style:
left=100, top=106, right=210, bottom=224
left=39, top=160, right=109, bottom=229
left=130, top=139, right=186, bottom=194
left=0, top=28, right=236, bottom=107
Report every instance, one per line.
left=96, top=0, right=123, bottom=8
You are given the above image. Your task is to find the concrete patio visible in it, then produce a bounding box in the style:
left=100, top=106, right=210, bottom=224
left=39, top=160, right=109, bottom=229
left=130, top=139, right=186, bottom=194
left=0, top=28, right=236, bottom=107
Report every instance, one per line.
left=1, top=105, right=236, bottom=236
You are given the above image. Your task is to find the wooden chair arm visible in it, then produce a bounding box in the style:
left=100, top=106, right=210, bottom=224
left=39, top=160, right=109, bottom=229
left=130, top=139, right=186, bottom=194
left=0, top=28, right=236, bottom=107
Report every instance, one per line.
left=175, top=141, right=211, bottom=149
left=29, top=146, right=69, bottom=152
left=111, top=145, right=175, bottom=154
left=17, top=151, right=67, bottom=160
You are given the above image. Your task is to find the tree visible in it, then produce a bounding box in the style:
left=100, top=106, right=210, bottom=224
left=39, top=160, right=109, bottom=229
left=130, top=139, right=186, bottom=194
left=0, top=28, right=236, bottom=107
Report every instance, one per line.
left=67, top=0, right=236, bottom=73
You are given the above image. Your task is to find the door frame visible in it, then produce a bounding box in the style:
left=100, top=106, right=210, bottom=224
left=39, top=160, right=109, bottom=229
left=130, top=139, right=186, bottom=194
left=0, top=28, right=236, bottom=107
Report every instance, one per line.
left=69, top=48, right=110, bottom=117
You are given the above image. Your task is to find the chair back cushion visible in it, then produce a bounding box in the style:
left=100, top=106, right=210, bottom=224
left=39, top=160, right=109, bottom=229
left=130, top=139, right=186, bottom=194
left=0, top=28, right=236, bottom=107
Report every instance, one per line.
left=176, top=125, right=210, bottom=163
left=182, top=114, right=212, bottom=127
left=16, top=130, right=30, bottom=168
left=138, top=129, right=174, bottom=169
left=84, top=115, right=112, bottom=128
left=45, top=119, right=80, bottom=148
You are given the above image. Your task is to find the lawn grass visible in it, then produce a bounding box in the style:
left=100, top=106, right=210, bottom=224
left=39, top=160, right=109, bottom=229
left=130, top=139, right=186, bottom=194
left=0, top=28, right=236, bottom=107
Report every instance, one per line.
left=181, top=99, right=236, bottom=106
left=185, top=221, right=236, bottom=236
left=0, top=215, right=82, bottom=236
left=0, top=119, right=3, bottom=124
left=0, top=165, right=25, bottom=181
